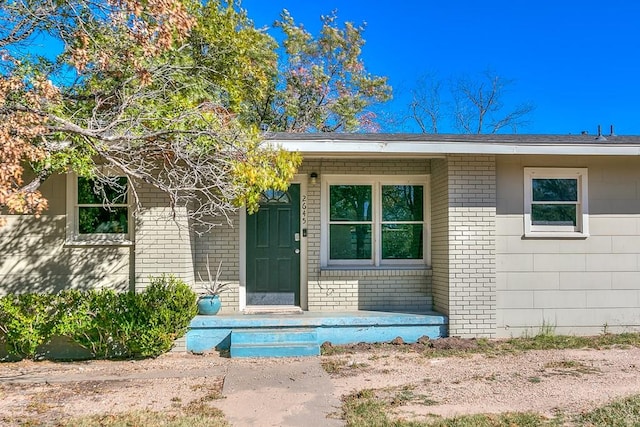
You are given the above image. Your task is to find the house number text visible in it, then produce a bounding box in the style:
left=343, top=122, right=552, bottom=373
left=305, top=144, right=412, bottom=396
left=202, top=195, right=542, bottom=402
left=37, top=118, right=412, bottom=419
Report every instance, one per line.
left=301, top=194, right=307, bottom=226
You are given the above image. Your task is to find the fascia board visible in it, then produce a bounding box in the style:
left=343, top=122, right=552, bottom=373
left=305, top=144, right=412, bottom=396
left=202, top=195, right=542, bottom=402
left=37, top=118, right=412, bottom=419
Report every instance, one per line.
left=267, top=139, right=640, bottom=157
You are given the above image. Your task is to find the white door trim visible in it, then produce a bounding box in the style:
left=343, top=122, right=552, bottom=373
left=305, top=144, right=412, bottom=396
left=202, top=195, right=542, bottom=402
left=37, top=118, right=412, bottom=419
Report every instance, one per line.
left=239, top=175, right=308, bottom=311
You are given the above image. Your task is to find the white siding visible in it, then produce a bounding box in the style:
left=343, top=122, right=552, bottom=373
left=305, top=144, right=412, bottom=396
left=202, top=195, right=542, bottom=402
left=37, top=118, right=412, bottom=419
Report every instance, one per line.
left=496, top=155, right=640, bottom=336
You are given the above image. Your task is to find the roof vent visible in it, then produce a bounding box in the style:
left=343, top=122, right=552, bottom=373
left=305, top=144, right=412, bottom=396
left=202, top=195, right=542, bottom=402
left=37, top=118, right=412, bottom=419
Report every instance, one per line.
left=595, top=124, right=607, bottom=141
left=609, top=125, right=616, bottom=137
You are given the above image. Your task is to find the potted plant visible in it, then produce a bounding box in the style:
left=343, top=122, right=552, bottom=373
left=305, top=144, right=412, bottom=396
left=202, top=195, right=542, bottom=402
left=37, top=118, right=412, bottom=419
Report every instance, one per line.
left=197, top=256, right=230, bottom=315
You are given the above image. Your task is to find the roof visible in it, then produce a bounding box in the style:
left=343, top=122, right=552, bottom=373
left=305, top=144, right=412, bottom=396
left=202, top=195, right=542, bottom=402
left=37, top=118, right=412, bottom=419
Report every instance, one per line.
left=265, top=133, right=640, bottom=157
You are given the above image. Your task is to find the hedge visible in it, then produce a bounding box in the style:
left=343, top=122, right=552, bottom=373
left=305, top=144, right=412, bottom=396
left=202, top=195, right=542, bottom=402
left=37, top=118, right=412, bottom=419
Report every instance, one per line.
left=0, top=275, right=197, bottom=360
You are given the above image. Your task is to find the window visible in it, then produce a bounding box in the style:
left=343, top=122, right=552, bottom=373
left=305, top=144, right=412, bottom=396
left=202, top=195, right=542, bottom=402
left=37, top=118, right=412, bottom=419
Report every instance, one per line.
left=323, top=176, right=428, bottom=267
left=524, top=168, right=588, bottom=237
left=67, top=174, right=132, bottom=244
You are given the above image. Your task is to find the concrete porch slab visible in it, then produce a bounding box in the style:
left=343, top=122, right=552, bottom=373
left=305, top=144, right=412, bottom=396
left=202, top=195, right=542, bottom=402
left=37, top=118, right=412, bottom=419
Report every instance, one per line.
left=186, top=310, right=448, bottom=355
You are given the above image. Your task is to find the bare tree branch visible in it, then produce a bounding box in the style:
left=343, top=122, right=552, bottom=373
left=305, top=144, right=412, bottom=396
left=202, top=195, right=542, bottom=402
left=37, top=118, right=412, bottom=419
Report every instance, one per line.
left=409, top=72, right=442, bottom=133
left=407, top=69, right=534, bottom=134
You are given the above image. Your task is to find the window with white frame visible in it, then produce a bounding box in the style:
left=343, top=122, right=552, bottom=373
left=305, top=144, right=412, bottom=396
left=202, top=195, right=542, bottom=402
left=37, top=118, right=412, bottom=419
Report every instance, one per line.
left=66, top=174, right=131, bottom=244
left=323, top=176, right=429, bottom=266
left=524, top=167, right=588, bottom=237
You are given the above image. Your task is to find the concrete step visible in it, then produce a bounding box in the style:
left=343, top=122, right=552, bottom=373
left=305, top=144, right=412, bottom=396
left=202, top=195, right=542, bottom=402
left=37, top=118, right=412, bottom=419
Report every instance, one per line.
left=230, top=328, right=320, bottom=358
left=243, top=306, right=303, bottom=315
left=230, top=342, right=320, bottom=358
left=231, top=328, right=318, bottom=344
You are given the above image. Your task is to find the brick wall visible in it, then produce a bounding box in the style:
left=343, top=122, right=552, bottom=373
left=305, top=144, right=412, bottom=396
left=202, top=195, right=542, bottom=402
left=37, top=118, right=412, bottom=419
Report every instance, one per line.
left=432, top=155, right=497, bottom=338
left=193, top=215, right=240, bottom=313
left=309, top=269, right=433, bottom=311
left=134, top=182, right=194, bottom=292
left=134, top=183, right=242, bottom=312
left=299, top=159, right=433, bottom=312
left=430, top=159, right=449, bottom=315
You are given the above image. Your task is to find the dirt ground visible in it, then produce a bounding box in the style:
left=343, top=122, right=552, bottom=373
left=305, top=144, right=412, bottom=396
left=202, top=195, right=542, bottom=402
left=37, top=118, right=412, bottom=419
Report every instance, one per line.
left=1, top=340, right=640, bottom=425
left=325, top=344, right=640, bottom=421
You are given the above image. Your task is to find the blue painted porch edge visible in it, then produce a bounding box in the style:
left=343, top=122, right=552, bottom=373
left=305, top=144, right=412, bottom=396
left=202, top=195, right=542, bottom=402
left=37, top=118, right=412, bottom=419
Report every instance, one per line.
left=186, top=310, right=448, bottom=354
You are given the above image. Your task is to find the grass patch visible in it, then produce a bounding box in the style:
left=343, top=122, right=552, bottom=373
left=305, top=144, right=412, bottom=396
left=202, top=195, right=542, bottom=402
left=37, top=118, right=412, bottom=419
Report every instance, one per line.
left=60, top=409, right=228, bottom=427
left=382, top=384, right=438, bottom=407
left=341, top=389, right=640, bottom=426
left=321, top=341, right=354, bottom=356
left=45, top=379, right=227, bottom=426
left=474, top=332, right=640, bottom=359
left=321, top=358, right=369, bottom=375
left=542, top=360, right=601, bottom=377
left=498, top=332, right=640, bottom=353
left=543, top=359, right=582, bottom=369
left=322, top=358, right=348, bottom=374
left=342, top=389, right=389, bottom=426
left=425, top=413, right=552, bottom=427
left=322, top=332, right=640, bottom=360
left=190, top=380, right=225, bottom=401
left=576, top=394, right=640, bottom=426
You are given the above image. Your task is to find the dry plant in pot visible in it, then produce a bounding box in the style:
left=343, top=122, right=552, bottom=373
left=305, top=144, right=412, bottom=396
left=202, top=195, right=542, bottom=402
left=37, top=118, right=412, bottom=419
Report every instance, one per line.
left=197, top=256, right=231, bottom=315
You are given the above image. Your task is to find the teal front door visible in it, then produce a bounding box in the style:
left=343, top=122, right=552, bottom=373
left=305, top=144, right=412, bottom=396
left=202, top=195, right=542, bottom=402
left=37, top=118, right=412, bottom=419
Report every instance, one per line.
left=246, top=185, right=301, bottom=305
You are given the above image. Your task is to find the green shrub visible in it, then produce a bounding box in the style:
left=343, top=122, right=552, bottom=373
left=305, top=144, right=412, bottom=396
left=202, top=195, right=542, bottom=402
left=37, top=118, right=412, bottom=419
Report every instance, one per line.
left=0, top=293, right=55, bottom=358
left=0, top=275, right=197, bottom=360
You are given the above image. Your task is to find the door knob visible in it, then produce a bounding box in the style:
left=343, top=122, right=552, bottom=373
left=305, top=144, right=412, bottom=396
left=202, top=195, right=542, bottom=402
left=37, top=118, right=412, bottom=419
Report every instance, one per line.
left=294, top=249, right=300, bottom=254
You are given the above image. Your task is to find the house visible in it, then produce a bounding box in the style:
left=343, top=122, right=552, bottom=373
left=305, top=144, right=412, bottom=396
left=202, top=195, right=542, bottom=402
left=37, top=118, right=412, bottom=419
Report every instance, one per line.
left=3, top=132, right=640, bottom=353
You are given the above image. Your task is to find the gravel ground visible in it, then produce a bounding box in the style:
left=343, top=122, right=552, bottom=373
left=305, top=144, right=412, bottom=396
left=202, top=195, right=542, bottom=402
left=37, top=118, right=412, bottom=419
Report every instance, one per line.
left=1, top=345, right=640, bottom=425
left=325, top=346, right=640, bottom=421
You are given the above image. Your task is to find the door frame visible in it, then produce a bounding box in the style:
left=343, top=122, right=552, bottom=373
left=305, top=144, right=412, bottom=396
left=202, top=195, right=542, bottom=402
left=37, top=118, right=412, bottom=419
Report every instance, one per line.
left=239, top=174, right=308, bottom=311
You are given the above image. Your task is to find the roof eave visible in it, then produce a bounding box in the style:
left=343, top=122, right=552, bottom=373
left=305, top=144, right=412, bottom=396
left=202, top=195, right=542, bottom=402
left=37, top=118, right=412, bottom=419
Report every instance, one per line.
left=267, top=139, right=640, bottom=157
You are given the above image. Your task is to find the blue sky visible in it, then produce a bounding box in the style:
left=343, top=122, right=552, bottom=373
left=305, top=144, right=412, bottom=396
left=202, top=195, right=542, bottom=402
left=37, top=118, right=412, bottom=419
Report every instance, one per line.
left=242, top=0, right=640, bottom=135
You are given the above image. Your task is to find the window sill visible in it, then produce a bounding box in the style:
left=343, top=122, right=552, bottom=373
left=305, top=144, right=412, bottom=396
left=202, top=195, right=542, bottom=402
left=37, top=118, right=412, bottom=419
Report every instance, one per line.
left=523, top=232, right=589, bottom=239
left=64, top=239, right=134, bottom=247
left=320, top=266, right=431, bottom=277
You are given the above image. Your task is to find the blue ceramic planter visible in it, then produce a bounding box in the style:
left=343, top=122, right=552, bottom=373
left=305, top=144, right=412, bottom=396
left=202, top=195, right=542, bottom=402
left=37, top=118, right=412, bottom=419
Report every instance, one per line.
left=197, top=295, right=222, bottom=315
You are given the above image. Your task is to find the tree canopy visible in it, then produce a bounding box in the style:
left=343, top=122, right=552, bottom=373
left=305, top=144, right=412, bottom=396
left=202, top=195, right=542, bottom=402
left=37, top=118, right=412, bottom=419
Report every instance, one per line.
left=0, top=1, right=390, bottom=228
left=250, top=10, right=392, bottom=133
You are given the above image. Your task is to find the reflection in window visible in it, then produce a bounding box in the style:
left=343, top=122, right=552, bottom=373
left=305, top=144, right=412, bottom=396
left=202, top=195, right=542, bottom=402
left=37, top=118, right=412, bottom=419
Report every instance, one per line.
left=328, top=182, right=425, bottom=264
left=330, top=224, right=372, bottom=260
left=524, top=168, right=588, bottom=236
left=531, top=178, right=578, bottom=226
left=329, top=185, right=373, bottom=260
left=260, top=189, right=291, bottom=204
left=330, top=185, right=371, bottom=221
left=381, top=185, right=423, bottom=259
left=77, top=177, right=129, bottom=234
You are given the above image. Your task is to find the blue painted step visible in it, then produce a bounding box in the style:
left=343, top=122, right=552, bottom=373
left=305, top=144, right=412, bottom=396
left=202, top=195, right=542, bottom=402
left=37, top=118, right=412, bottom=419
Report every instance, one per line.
left=230, top=327, right=320, bottom=358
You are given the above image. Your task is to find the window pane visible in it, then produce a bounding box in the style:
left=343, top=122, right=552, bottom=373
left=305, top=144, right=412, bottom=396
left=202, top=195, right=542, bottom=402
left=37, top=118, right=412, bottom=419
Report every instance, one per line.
left=259, top=189, right=290, bottom=204
left=532, top=179, right=577, bottom=202
left=329, top=224, right=372, bottom=259
left=382, top=224, right=423, bottom=259
left=79, top=207, right=129, bottom=233
left=531, top=204, right=576, bottom=226
left=78, top=177, right=128, bottom=204
left=329, top=185, right=372, bottom=221
left=382, top=185, right=423, bottom=221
